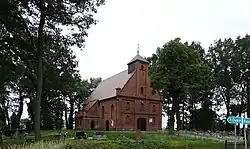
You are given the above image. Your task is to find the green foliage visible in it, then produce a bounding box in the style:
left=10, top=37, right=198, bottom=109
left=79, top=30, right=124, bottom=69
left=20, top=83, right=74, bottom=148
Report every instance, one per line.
left=4, top=132, right=222, bottom=149
left=0, top=0, right=105, bottom=140
left=3, top=135, right=222, bottom=149
left=148, top=38, right=215, bottom=130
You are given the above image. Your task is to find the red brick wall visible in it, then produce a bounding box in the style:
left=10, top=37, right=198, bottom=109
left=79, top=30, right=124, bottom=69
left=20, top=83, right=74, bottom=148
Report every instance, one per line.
left=76, top=60, right=162, bottom=131
left=116, top=96, right=161, bottom=131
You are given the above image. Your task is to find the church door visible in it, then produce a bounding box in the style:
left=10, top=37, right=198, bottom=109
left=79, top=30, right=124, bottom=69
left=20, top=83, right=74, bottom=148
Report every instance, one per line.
left=105, top=120, right=109, bottom=131
left=90, top=120, right=95, bottom=130
left=137, top=118, right=146, bottom=131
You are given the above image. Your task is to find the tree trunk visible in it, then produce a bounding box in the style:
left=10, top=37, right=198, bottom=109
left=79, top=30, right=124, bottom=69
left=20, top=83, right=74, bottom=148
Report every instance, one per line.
left=27, top=99, right=35, bottom=129
left=168, top=97, right=178, bottom=131
left=0, top=107, right=7, bottom=129
left=17, top=92, right=24, bottom=128
left=176, top=101, right=181, bottom=130
left=68, top=99, right=74, bottom=129
left=41, top=95, right=53, bottom=130
left=246, top=84, right=250, bottom=140
left=0, top=131, right=3, bottom=149
left=3, top=105, right=10, bottom=129
left=176, top=109, right=181, bottom=130
left=225, top=87, right=231, bottom=131
left=182, top=102, right=185, bottom=130
left=190, top=100, right=195, bottom=129
left=34, top=52, right=42, bottom=141
left=239, top=87, right=245, bottom=135
left=65, top=104, right=68, bottom=129
left=225, top=103, right=230, bottom=131
left=34, top=0, right=46, bottom=141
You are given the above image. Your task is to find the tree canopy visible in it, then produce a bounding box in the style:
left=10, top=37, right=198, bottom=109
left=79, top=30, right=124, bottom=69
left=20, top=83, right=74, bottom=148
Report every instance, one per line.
left=0, top=0, right=105, bottom=141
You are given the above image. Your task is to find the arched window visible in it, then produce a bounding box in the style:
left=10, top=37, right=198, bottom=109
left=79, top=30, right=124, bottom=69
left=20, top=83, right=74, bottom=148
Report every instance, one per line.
left=126, top=115, right=130, bottom=124
left=140, top=87, right=144, bottom=94
left=111, top=104, right=114, bottom=119
left=153, top=105, right=156, bottom=112
left=152, top=117, right=156, bottom=125
left=140, top=103, right=144, bottom=111
left=141, top=65, right=144, bottom=70
left=126, top=102, right=130, bottom=110
left=101, top=106, right=104, bottom=118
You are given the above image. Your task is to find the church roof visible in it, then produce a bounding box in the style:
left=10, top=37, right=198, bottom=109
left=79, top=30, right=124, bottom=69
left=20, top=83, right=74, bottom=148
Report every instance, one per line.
left=127, top=54, right=149, bottom=65
left=87, top=69, right=134, bottom=102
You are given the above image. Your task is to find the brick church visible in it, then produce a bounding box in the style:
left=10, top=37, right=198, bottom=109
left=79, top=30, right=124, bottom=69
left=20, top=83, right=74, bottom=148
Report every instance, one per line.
left=75, top=48, right=162, bottom=131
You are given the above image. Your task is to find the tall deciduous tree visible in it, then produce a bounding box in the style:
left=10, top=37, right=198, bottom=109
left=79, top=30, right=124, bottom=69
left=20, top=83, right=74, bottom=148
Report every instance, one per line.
left=207, top=38, right=237, bottom=130
left=0, top=0, right=104, bottom=141
left=148, top=38, right=214, bottom=131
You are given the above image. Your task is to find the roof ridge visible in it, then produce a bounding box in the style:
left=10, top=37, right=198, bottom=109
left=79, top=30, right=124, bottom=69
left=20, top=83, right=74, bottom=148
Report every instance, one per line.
left=127, top=54, right=149, bottom=65
left=100, top=69, right=127, bottom=83
left=86, top=69, right=130, bottom=102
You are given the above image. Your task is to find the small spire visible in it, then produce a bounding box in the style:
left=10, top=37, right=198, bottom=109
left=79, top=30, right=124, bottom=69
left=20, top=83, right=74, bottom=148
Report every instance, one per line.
left=137, top=44, right=139, bottom=55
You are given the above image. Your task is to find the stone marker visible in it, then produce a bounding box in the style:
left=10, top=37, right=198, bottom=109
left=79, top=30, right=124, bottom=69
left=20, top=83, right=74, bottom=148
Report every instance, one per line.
left=94, top=131, right=104, bottom=140
left=136, top=129, right=141, bottom=140
left=13, top=129, right=20, bottom=139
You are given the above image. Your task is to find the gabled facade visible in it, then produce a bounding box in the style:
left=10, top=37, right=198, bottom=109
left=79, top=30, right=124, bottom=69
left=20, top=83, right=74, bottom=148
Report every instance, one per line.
left=75, top=53, right=162, bottom=131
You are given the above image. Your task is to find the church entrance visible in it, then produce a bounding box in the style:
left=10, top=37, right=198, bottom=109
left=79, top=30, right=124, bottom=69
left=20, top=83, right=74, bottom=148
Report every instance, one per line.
left=90, top=120, right=95, bottom=130
left=137, top=118, right=146, bottom=131
left=105, top=120, right=109, bottom=131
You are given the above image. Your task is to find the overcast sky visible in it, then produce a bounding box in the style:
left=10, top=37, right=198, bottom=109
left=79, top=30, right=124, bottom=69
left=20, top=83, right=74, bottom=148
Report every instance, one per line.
left=23, top=0, right=250, bottom=128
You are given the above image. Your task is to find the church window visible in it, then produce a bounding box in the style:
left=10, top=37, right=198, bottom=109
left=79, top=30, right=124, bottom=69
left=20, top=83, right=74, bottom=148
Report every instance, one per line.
left=140, top=103, right=144, bottom=111
left=153, top=105, right=156, bottom=112
left=141, top=65, right=144, bottom=70
left=111, top=104, right=114, bottom=119
left=126, top=115, right=130, bottom=124
left=140, top=87, right=144, bottom=94
left=101, top=106, right=104, bottom=118
left=126, top=102, right=130, bottom=110
left=152, top=117, right=156, bottom=125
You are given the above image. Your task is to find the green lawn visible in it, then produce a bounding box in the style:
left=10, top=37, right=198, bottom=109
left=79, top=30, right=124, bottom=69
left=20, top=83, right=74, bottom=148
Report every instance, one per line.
left=3, top=130, right=224, bottom=149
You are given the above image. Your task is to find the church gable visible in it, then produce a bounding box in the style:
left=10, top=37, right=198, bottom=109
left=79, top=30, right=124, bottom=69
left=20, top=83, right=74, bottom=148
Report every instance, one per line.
left=120, top=68, right=161, bottom=100
left=119, top=71, right=137, bottom=97
left=86, top=101, right=99, bottom=117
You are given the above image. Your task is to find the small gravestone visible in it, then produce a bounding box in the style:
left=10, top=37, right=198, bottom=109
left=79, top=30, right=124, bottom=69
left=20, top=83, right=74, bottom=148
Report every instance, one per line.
left=75, top=131, right=87, bottom=139
left=136, top=129, right=141, bottom=140
left=94, top=131, right=104, bottom=140
left=63, top=132, right=68, bottom=139
left=20, top=132, right=28, bottom=140
left=13, top=129, right=20, bottom=139
left=55, top=132, right=61, bottom=140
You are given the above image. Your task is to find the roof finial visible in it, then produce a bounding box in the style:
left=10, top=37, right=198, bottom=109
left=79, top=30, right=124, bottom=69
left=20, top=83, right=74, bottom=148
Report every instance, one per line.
left=137, top=44, right=139, bottom=55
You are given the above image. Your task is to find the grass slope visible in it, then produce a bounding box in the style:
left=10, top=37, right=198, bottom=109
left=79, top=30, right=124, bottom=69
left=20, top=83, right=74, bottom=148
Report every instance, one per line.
left=3, top=130, right=224, bottom=149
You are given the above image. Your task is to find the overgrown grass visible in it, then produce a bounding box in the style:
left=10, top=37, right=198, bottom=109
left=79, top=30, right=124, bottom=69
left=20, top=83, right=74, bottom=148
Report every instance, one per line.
left=3, top=130, right=224, bottom=149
